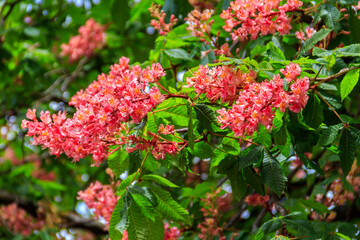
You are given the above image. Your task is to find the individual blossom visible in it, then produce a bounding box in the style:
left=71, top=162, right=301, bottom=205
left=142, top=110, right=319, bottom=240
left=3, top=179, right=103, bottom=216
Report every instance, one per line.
left=77, top=181, right=119, bottom=228
left=22, top=57, right=166, bottom=166
left=220, top=0, right=303, bottom=41
left=217, top=63, right=309, bottom=138
left=186, top=65, right=257, bottom=103
left=149, top=3, right=178, bottom=35
left=0, top=203, right=45, bottom=236
left=60, top=18, right=106, bottom=63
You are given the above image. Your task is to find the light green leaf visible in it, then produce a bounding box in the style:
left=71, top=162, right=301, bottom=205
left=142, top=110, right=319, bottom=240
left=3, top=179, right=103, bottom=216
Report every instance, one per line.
left=142, top=174, right=179, bottom=188
left=340, top=69, right=359, bottom=101
left=118, top=172, right=139, bottom=192
left=263, top=42, right=285, bottom=61
left=163, top=48, right=192, bottom=61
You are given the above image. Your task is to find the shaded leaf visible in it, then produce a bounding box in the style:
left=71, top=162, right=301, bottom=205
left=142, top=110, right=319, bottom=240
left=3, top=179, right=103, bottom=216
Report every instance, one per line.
left=339, top=128, right=356, bottom=176
left=317, top=123, right=344, bottom=146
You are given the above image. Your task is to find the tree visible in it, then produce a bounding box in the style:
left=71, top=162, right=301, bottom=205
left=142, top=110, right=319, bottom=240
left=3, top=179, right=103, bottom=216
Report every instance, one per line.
left=1, top=0, right=360, bottom=239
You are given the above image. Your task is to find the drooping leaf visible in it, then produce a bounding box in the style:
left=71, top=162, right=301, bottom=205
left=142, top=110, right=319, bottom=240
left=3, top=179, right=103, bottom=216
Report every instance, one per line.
left=144, top=211, right=165, bottom=240
left=340, top=68, right=359, bottom=101
left=303, top=93, right=323, bottom=129
left=261, top=149, right=287, bottom=197
left=145, top=184, right=189, bottom=222
left=317, top=123, right=344, bottom=146
left=238, top=145, right=263, bottom=169
left=109, top=197, right=125, bottom=240
left=274, top=124, right=288, bottom=145
left=349, top=126, right=360, bottom=148
left=243, top=166, right=265, bottom=195
left=194, top=104, right=218, bottom=131
left=299, top=28, right=332, bottom=55
left=227, top=161, right=247, bottom=200
left=127, top=202, right=149, bottom=240
left=142, top=174, right=179, bottom=188
left=108, top=148, right=129, bottom=178
left=187, top=105, right=195, bottom=151
left=339, top=128, right=356, bottom=176
left=130, top=191, right=155, bottom=222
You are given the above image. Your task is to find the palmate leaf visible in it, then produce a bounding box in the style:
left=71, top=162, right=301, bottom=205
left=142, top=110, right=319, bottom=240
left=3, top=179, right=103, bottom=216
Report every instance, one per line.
left=339, top=128, right=357, bottom=176
left=261, top=149, right=287, bottom=197
left=317, top=123, right=344, bottom=146
left=340, top=68, right=359, bottom=101
left=299, top=28, right=332, bottom=55
left=127, top=202, right=149, bottom=240
left=145, top=183, right=189, bottom=223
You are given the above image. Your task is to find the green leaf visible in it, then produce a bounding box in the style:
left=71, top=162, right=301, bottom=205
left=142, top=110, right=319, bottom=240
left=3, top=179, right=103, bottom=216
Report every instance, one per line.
left=297, top=152, right=324, bottom=176
left=194, top=104, right=218, bottom=132
left=127, top=202, right=149, bottom=240
left=256, top=217, right=282, bottom=237
left=238, top=146, right=263, bottom=169
left=130, top=191, right=155, bottom=222
left=299, top=28, right=332, bottom=55
left=163, top=48, right=192, bottom=61
left=144, top=212, right=165, bottom=240
left=313, top=44, right=360, bottom=57
left=187, top=105, right=195, bottom=151
left=283, top=218, right=314, bottom=234
left=142, top=174, right=179, bottom=188
left=118, top=172, right=139, bottom=192
left=298, top=199, right=330, bottom=214
left=349, top=126, right=360, bottom=148
left=109, top=194, right=128, bottom=240
left=315, top=3, right=340, bottom=31
left=228, top=161, right=247, bottom=200
left=340, top=69, right=359, bottom=101
left=252, top=125, right=272, bottom=148
left=243, top=166, right=265, bottom=195
left=263, top=42, right=285, bottom=61
left=145, top=184, right=189, bottom=222
left=339, top=128, right=356, bottom=176
left=317, top=123, right=344, bottom=146
left=303, top=93, right=323, bottom=129
left=274, top=124, right=288, bottom=145
left=111, top=0, right=130, bottom=32
left=128, top=185, right=158, bottom=207
left=261, top=149, right=287, bottom=197
left=108, top=148, right=129, bottom=178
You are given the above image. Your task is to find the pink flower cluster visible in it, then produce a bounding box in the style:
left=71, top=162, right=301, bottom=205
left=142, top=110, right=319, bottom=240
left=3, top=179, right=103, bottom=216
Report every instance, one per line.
left=295, top=27, right=315, bottom=40
left=186, top=65, right=257, bottom=103
left=60, top=18, right=106, bottom=63
left=77, top=181, right=119, bottom=227
left=217, top=63, right=309, bottom=138
left=245, top=193, right=270, bottom=207
left=186, top=9, right=214, bottom=42
left=22, top=57, right=166, bottom=165
left=220, top=0, right=303, bottom=41
left=124, top=124, right=180, bottom=160
left=149, top=3, right=178, bottom=35
left=0, top=203, right=44, bottom=236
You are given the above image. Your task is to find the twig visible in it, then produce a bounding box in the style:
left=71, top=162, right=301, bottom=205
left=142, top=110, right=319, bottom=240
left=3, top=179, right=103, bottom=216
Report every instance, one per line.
left=311, top=66, right=360, bottom=89
left=1, top=0, right=21, bottom=26
left=315, top=90, right=345, bottom=124
left=225, top=201, right=248, bottom=228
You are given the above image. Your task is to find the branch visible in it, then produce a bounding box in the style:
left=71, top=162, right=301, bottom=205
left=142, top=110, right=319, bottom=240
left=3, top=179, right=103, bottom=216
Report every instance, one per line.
left=0, top=0, right=22, bottom=26
left=311, top=66, right=360, bottom=89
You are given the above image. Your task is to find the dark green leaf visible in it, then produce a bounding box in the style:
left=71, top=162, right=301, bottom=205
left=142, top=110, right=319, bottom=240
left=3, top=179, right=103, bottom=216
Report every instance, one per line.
left=317, top=123, right=344, bottom=146
left=261, top=149, right=287, bottom=197
left=127, top=202, right=149, bottom=240
left=303, top=93, right=323, bottom=129
left=339, top=128, right=356, bottom=176
left=111, top=0, right=130, bottom=32
left=187, top=105, right=195, bottom=151
left=228, top=161, right=247, bottom=200
left=243, top=166, right=265, bottom=195
left=194, top=104, right=218, bottom=132
left=238, top=146, right=263, bottom=169
left=299, top=28, right=332, bottom=55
